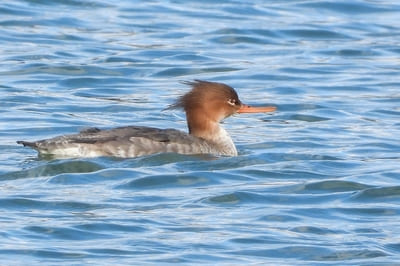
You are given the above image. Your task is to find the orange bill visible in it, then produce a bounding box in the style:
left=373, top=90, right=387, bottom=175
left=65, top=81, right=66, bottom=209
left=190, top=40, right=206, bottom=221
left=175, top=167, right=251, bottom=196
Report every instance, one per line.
left=237, top=104, right=276, bottom=113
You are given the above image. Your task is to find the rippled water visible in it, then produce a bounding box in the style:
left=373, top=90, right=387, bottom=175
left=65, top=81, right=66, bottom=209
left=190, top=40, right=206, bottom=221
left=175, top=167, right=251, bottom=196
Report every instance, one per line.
left=1, top=0, right=400, bottom=264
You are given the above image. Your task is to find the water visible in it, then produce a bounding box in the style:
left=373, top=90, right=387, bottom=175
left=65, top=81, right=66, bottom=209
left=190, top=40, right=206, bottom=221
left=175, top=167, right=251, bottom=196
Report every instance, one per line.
left=1, top=0, right=400, bottom=264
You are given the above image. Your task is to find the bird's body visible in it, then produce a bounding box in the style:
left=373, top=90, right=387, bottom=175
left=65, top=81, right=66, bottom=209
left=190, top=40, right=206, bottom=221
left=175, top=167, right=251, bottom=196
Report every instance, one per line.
left=18, top=125, right=235, bottom=158
left=17, top=80, right=276, bottom=158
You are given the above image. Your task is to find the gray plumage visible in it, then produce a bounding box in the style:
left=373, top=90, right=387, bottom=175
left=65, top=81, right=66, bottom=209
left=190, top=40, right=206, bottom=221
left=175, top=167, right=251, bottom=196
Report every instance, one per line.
left=17, top=126, right=222, bottom=158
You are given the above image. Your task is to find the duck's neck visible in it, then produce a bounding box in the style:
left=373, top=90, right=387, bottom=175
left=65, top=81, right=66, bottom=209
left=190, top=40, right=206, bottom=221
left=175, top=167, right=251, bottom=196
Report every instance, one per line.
left=186, top=111, right=237, bottom=156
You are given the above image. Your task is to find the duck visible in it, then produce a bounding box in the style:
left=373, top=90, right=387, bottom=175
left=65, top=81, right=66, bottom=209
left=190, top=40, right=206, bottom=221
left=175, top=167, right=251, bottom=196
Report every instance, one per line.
left=17, top=80, right=276, bottom=158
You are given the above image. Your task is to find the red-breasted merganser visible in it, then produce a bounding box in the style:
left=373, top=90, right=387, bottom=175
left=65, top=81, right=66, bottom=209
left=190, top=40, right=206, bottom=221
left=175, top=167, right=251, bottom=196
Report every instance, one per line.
left=17, top=80, right=276, bottom=158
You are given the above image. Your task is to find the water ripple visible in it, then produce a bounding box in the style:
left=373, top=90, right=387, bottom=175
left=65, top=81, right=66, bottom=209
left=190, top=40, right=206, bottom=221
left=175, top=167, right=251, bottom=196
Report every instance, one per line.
left=351, top=186, right=400, bottom=202
left=1, top=0, right=400, bottom=264
left=0, top=160, right=103, bottom=181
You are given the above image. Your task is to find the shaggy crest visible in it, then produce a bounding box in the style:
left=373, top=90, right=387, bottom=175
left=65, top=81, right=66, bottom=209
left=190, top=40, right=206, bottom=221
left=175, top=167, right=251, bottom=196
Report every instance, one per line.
left=166, top=80, right=242, bottom=112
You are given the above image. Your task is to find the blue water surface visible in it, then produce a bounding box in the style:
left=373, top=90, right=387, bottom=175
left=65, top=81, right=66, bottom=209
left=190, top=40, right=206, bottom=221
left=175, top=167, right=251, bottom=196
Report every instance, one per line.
left=1, top=0, right=400, bottom=264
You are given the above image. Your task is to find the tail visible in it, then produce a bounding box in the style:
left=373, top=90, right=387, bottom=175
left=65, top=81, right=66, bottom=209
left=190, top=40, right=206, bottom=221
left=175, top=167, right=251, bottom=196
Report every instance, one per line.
left=17, top=140, right=38, bottom=149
